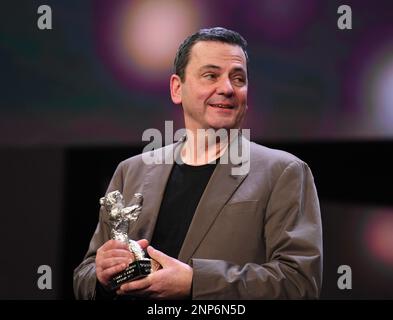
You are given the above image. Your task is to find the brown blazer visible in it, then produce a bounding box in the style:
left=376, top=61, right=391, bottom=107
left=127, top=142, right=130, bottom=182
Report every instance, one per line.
left=73, top=136, right=323, bottom=299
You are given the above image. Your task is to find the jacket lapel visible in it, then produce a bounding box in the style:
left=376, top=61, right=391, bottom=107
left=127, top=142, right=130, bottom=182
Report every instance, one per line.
left=178, top=135, right=250, bottom=263
left=130, top=140, right=183, bottom=241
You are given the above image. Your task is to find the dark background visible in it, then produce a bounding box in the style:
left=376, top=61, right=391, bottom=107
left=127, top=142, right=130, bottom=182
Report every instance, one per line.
left=1, top=0, right=392, bottom=299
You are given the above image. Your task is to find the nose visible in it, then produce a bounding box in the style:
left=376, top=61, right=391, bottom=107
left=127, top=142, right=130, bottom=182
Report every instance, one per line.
left=216, top=77, right=234, bottom=97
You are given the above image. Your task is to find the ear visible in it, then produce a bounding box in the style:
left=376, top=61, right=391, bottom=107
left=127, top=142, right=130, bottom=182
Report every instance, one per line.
left=170, top=74, right=182, bottom=105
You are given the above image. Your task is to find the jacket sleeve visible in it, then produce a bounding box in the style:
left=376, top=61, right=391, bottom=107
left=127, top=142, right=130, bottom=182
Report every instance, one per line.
left=191, top=161, right=323, bottom=299
left=73, top=162, right=124, bottom=300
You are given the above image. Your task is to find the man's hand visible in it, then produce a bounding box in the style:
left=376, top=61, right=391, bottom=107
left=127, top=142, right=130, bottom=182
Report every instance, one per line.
left=96, top=239, right=149, bottom=287
left=116, top=246, right=193, bottom=299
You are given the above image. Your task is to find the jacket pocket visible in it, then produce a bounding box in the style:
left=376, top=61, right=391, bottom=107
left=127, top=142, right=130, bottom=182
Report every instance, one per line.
left=223, top=200, right=259, bottom=214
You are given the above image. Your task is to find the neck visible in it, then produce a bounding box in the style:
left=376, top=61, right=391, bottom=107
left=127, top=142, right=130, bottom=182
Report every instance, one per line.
left=181, top=128, right=229, bottom=166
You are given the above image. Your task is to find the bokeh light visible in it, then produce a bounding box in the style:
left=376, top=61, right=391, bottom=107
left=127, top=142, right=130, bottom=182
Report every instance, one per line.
left=119, top=0, right=201, bottom=77
left=363, top=209, right=393, bottom=267
left=367, top=48, right=393, bottom=133
left=94, top=0, right=204, bottom=90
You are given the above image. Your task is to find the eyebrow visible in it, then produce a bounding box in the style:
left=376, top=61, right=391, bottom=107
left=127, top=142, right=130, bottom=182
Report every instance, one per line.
left=199, top=65, right=247, bottom=74
left=199, top=64, right=221, bottom=72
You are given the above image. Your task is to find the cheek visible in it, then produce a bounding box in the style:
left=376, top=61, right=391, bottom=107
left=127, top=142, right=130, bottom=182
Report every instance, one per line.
left=189, top=83, right=215, bottom=103
left=238, top=88, right=248, bottom=104
left=195, top=89, right=213, bottom=104
left=183, top=85, right=208, bottom=104
left=237, top=91, right=248, bottom=116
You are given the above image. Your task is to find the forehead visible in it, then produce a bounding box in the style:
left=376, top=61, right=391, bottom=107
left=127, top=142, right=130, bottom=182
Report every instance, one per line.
left=187, top=41, right=247, bottom=71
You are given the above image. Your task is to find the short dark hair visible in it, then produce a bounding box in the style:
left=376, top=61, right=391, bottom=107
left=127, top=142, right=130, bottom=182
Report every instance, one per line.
left=174, top=27, right=249, bottom=81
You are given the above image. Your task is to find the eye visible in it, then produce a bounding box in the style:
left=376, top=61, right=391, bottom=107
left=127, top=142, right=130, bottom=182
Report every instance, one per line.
left=232, top=76, right=246, bottom=85
left=203, top=73, right=217, bottom=80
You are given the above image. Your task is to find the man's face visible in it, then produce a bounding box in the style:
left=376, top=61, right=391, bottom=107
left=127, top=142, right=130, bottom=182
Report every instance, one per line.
left=171, top=41, right=248, bottom=132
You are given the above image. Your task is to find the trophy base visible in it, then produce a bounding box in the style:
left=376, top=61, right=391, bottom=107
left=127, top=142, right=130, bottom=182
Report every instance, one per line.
left=108, top=259, right=151, bottom=291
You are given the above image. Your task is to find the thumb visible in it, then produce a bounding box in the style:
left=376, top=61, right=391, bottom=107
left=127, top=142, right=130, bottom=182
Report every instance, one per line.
left=147, top=246, right=172, bottom=267
left=137, top=239, right=149, bottom=250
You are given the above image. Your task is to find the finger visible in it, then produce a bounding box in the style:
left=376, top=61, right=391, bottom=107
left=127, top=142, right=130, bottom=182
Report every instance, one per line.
left=117, top=276, right=151, bottom=294
left=100, top=257, right=132, bottom=270
left=99, top=239, right=129, bottom=252
left=137, top=239, right=149, bottom=249
left=147, top=246, right=171, bottom=267
left=101, top=263, right=128, bottom=279
left=102, top=249, right=134, bottom=259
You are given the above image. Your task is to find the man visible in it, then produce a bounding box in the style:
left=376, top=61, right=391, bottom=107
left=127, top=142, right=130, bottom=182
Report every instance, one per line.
left=73, top=27, right=322, bottom=299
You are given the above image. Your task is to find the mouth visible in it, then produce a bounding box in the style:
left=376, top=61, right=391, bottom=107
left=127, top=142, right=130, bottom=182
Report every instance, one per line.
left=209, top=103, right=235, bottom=110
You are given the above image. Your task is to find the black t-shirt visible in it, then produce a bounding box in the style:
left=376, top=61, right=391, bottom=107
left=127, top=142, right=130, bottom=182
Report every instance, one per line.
left=150, top=161, right=217, bottom=258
